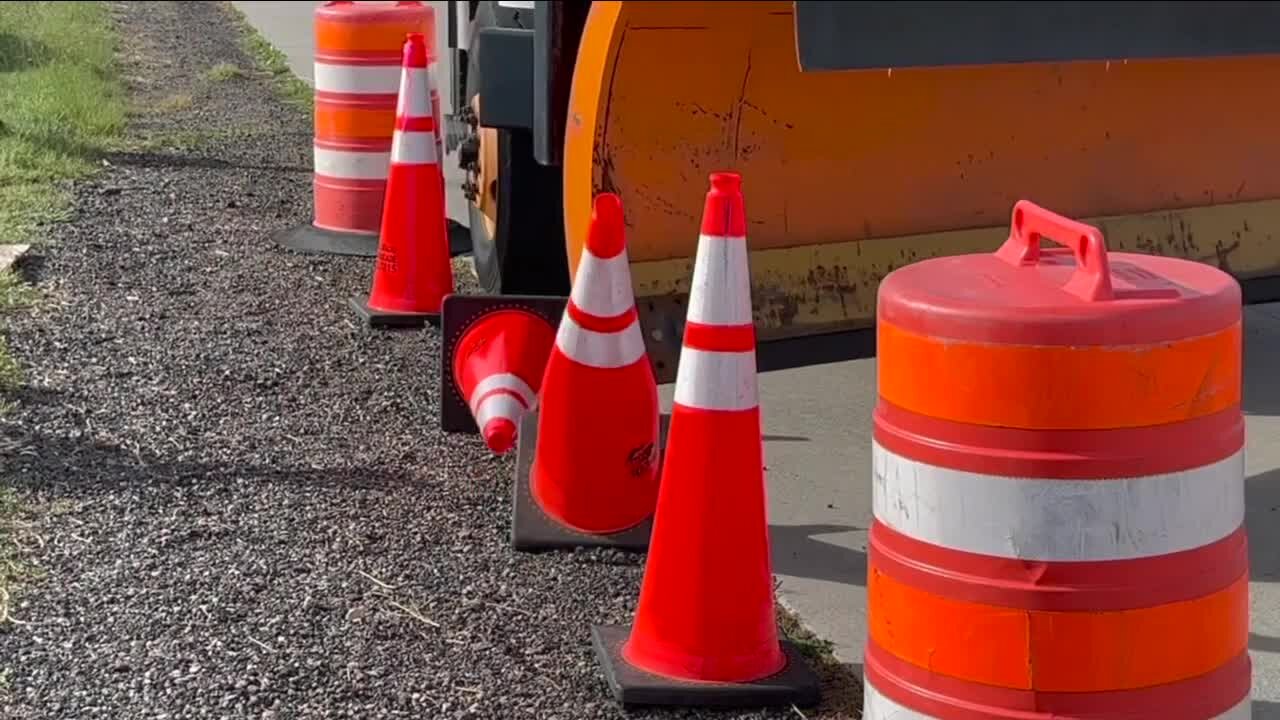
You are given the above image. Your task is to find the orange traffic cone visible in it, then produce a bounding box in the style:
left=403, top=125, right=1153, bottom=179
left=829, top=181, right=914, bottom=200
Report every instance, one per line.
left=350, top=32, right=454, bottom=330
left=510, top=193, right=661, bottom=552
left=591, top=173, right=820, bottom=709
left=451, top=308, right=557, bottom=454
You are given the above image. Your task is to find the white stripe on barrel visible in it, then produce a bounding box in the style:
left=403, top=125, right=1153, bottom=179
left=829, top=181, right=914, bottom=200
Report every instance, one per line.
left=396, top=67, right=433, bottom=119
left=313, top=146, right=390, bottom=180
left=390, top=131, right=437, bottom=165
left=314, top=62, right=402, bottom=95
left=871, top=441, right=1245, bottom=562
left=862, top=679, right=1251, bottom=720
left=571, top=250, right=636, bottom=318
left=555, top=313, right=645, bottom=369
left=473, top=393, right=526, bottom=431
left=469, top=373, right=537, bottom=413
left=688, top=234, right=752, bottom=326
left=673, top=347, right=757, bottom=412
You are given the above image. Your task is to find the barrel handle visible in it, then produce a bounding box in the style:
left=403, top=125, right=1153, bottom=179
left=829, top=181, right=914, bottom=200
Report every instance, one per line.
left=995, top=200, right=1114, bottom=302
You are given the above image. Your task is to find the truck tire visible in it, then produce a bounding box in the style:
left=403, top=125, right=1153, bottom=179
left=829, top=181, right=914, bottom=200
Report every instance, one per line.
left=464, top=2, right=570, bottom=297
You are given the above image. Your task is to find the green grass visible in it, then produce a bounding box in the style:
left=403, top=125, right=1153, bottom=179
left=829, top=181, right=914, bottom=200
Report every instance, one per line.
left=777, top=601, right=865, bottom=718
left=0, top=0, right=124, bottom=626
left=205, top=61, right=247, bottom=82
left=222, top=3, right=313, bottom=111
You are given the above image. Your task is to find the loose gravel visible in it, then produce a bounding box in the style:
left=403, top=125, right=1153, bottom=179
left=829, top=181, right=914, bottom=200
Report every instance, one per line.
left=0, top=3, right=857, bottom=719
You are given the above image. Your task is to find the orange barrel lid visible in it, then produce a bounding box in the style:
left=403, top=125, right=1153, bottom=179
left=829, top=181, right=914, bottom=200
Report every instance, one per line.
left=875, top=200, right=1244, bottom=439
left=877, top=200, right=1241, bottom=347
left=314, top=1, right=435, bottom=59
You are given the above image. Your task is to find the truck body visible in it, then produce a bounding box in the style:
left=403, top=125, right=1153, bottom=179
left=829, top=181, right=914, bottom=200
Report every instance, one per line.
left=444, top=0, right=1280, bottom=384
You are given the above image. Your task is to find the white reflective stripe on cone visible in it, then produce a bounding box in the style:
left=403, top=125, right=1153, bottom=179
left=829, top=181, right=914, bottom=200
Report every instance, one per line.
left=571, top=250, right=636, bottom=318
left=872, top=441, right=1245, bottom=563
left=390, top=131, right=438, bottom=165
left=672, top=347, right=758, bottom=412
left=313, top=147, right=390, bottom=180
left=314, top=62, right=401, bottom=95
left=688, top=234, right=752, bottom=326
left=396, top=67, right=433, bottom=119
left=474, top=393, right=526, bottom=430
left=555, top=313, right=645, bottom=369
left=469, top=373, right=537, bottom=413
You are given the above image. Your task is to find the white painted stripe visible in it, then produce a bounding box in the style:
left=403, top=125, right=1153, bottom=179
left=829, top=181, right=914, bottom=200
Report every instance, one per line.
left=391, top=131, right=438, bottom=165
left=570, top=250, right=636, bottom=318
left=468, top=373, right=536, bottom=413
left=498, top=0, right=536, bottom=8
left=474, top=393, right=525, bottom=431
left=314, top=62, right=401, bottom=95
left=862, top=680, right=1250, bottom=720
left=555, top=314, right=646, bottom=369
left=395, top=67, right=433, bottom=119
left=673, top=348, right=758, bottom=412
left=871, top=441, right=1245, bottom=563
left=313, top=146, right=390, bottom=180
left=687, top=234, right=752, bottom=326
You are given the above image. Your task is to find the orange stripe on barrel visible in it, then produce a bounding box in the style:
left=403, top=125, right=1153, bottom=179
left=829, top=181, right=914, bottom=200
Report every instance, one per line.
left=315, top=104, right=397, bottom=141
left=867, top=560, right=1249, bottom=693
left=876, top=318, right=1241, bottom=430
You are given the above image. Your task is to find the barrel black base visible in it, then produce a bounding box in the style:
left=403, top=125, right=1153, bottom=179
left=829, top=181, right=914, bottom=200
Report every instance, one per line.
left=277, top=223, right=380, bottom=257
left=510, top=412, right=654, bottom=554
left=348, top=296, right=440, bottom=331
left=590, top=625, right=822, bottom=709
left=276, top=221, right=474, bottom=258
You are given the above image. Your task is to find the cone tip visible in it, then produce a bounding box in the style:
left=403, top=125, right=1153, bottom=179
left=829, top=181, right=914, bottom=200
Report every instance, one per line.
left=709, top=172, right=742, bottom=195
left=403, top=32, right=428, bottom=68
left=483, top=418, right=517, bottom=455
left=586, top=193, right=626, bottom=259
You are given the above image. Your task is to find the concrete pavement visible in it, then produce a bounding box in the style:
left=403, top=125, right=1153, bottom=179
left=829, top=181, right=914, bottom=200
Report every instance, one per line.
left=235, top=2, right=1280, bottom=715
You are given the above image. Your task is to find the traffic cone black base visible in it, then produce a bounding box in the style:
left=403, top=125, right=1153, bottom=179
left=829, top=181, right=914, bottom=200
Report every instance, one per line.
left=439, top=293, right=570, bottom=434
left=590, top=625, right=821, bottom=709
left=348, top=295, right=437, bottom=330
left=510, top=411, right=670, bottom=553
left=276, top=224, right=380, bottom=258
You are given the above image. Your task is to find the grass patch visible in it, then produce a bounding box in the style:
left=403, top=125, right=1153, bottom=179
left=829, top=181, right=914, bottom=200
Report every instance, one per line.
left=0, top=0, right=124, bottom=627
left=777, top=602, right=864, bottom=718
left=205, top=61, right=246, bottom=82
left=221, top=3, right=312, bottom=111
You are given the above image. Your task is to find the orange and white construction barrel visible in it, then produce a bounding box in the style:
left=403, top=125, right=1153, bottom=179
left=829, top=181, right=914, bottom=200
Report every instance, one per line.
left=277, top=1, right=435, bottom=257
left=864, top=200, right=1250, bottom=720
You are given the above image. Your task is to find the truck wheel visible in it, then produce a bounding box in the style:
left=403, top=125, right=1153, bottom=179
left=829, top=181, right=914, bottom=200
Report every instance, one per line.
left=461, top=2, right=570, bottom=297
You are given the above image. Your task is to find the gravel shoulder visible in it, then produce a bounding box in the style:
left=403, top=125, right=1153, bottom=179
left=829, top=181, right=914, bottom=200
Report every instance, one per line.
left=0, top=3, right=858, bottom=719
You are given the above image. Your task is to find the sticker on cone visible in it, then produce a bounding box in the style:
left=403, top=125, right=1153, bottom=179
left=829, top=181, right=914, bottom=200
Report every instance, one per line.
left=350, top=32, right=454, bottom=330
left=508, top=193, right=661, bottom=553
left=591, top=172, right=820, bottom=709
left=452, top=309, right=557, bottom=455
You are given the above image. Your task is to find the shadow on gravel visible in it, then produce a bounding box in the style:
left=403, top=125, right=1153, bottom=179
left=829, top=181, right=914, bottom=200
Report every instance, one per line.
left=2, top=427, right=417, bottom=497
left=105, top=149, right=311, bottom=175
left=769, top=523, right=866, bottom=587
left=1248, top=469, right=1280, bottom=583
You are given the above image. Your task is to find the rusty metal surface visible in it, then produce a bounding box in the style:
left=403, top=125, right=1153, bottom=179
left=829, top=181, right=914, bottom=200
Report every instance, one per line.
left=632, top=198, right=1280, bottom=380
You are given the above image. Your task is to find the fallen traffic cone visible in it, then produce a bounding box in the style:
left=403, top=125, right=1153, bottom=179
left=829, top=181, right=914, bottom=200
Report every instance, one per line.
left=591, top=173, right=820, bottom=709
left=510, top=193, right=661, bottom=553
left=350, top=32, right=453, bottom=330
left=438, top=293, right=571, bottom=442
left=451, top=307, right=557, bottom=454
